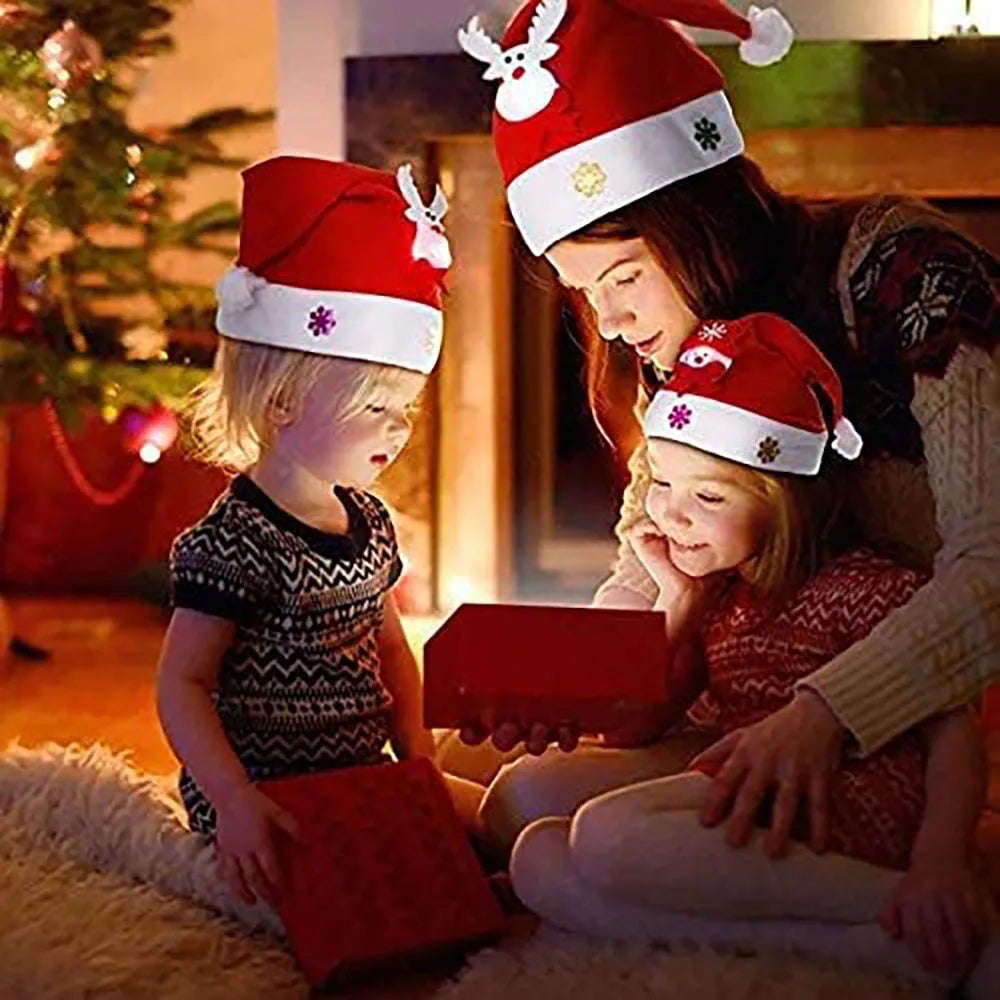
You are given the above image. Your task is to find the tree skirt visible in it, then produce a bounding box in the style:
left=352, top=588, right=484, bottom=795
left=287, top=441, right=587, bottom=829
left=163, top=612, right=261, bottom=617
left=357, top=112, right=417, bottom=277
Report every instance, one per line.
left=0, top=743, right=985, bottom=1000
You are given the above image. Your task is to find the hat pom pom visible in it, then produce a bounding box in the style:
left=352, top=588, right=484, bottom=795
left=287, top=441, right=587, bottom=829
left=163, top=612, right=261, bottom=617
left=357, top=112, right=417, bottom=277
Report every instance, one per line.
left=739, top=5, right=794, bottom=67
left=216, top=265, right=267, bottom=312
left=832, top=416, right=863, bottom=461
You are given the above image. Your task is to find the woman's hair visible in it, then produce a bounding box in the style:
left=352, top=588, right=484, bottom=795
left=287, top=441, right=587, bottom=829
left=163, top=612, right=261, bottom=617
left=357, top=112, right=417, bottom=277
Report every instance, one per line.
left=738, top=461, right=847, bottom=607
left=187, top=337, right=422, bottom=471
left=562, top=156, right=862, bottom=456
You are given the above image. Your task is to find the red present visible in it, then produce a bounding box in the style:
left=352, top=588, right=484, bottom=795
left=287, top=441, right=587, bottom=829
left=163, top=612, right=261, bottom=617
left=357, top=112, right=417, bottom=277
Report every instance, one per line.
left=423, top=603, right=671, bottom=733
left=262, top=758, right=504, bottom=987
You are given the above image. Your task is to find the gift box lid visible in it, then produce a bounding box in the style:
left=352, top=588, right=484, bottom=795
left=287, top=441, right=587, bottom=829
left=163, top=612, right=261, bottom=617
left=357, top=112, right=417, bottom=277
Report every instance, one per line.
left=263, top=758, right=504, bottom=987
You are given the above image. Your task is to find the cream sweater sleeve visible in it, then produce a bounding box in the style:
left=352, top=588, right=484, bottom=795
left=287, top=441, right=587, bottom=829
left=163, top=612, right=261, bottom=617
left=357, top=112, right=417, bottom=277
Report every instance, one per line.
left=801, top=344, right=1000, bottom=755
left=592, top=441, right=659, bottom=609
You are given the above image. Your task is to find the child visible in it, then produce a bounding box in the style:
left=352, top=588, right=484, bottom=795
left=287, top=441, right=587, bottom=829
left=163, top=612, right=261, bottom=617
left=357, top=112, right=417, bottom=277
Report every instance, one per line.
left=156, top=155, right=482, bottom=906
left=507, top=313, right=992, bottom=977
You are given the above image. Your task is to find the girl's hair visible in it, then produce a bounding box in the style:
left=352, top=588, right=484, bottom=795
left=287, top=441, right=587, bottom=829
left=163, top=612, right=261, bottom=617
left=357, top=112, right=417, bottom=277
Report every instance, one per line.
left=564, top=156, right=862, bottom=456
left=187, top=337, right=422, bottom=471
left=738, top=462, right=847, bottom=607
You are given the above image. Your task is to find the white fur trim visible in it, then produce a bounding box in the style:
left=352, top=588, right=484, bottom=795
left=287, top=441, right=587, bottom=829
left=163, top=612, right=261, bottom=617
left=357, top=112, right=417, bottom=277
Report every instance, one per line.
left=507, top=91, right=744, bottom=255
left=215, top=267, right=442, bottom=374
left=644, top=390, right=828, bottom=475
left=740, top=6, right=794, bottom=67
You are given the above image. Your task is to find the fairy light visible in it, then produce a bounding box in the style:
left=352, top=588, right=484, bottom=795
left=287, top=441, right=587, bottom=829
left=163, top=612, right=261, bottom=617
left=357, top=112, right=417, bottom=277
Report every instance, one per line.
left=138, top=442, right=162, bottom=464
left=14, top=137, right=51, bottom=170
left=47, top=88, right=66, bottom=110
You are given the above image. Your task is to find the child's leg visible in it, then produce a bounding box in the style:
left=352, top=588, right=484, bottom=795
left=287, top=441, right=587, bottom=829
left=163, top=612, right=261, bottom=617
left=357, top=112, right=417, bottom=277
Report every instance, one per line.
left=478, top=729, right=714, bottom=858
left=442, top=771, right=487, bottom=832
left=568, top=772, right=900, bottom=923
left=509, top=817, right=947, bottom=987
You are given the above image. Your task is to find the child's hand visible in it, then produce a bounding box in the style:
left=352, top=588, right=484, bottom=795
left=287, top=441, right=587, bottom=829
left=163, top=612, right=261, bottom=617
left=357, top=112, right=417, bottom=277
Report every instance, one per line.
left=880, top=857, right=995, bottom=977
left=629, top=518, right=697, bottom=598
left=214, top=785, right=302, bottom=905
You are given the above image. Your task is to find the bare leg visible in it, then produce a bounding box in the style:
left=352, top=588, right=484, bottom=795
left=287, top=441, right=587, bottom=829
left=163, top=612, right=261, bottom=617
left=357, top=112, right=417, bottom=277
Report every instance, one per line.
left=568, top=772, right=899, bottom=923
left=477, top=730, right=714, bottom=859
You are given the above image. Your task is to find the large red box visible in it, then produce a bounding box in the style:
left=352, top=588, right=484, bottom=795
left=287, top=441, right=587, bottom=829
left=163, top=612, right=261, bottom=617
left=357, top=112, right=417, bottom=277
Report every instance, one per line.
left=423, top=603, right=671, bottom=733
left=262, top=758, right=504, bottom=988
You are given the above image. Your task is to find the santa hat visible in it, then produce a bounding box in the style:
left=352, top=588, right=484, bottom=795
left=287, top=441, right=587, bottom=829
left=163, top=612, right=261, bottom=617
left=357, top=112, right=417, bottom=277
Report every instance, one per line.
left=458, top=1, right=793, bottom=255
left=215, top=156, right=451, bottom=375
left=643, top=314, right=863, bottom=476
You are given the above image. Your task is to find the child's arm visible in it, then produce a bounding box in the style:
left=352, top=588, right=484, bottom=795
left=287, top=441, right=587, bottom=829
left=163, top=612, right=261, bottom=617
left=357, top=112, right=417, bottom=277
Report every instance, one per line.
left=156, top=607, right=299, bottom=903
left=378, top=592, right=436, bottom=761
left=880, top=706, right=993, bottom=976
left=600, top=523, right=710, bottom=749
left=156, top=608, right=247, bottom=804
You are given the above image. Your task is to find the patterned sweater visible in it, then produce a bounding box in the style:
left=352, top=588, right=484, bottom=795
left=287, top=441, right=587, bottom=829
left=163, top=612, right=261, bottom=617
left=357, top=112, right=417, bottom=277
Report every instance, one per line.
left=688, top=550, right=926, bottom=870
left=170, top=475, right=402, bottom=836
left=595, top=199, right=1000, bottom=755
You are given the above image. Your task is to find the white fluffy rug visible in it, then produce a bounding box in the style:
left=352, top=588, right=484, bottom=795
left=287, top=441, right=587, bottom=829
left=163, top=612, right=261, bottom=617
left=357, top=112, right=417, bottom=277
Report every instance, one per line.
left=0, top=743, right=968, bottom=999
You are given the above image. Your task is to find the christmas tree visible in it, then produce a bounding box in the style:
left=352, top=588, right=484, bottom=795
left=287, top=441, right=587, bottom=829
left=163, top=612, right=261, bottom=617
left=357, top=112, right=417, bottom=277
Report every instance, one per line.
left=0, top=0, right=270, bottom=452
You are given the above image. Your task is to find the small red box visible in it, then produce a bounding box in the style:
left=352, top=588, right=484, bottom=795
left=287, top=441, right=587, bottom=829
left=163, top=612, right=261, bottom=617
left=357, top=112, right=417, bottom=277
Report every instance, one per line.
left=423, top=603, right=670, bottom=733
left=262, top=758, right=504, bottom=987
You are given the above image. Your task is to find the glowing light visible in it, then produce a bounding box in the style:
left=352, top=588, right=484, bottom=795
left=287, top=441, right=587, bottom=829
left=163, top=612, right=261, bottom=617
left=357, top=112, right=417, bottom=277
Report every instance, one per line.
left=47, top=89, right=66, bottom=110
left=445, top=576, right=476, bottom=605
left=14, top=138, right=50, bottom=170
left=138, top=442, right=162, bottom=464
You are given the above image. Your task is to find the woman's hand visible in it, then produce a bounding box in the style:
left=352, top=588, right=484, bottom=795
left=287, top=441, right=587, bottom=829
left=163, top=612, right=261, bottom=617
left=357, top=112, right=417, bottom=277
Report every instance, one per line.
left=880, top=857, right=995, bottom=977
left=691, top=688, right=844, bottom=855
left=214, top=784, right=302, bottom=905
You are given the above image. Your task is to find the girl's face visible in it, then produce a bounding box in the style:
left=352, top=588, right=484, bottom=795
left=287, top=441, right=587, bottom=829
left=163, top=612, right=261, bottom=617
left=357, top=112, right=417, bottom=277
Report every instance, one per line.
left=645, top=439, right=772, bottom=578
left=274, top=366, right=424, bottom=488
left=546, top=237, right=699, bottom=371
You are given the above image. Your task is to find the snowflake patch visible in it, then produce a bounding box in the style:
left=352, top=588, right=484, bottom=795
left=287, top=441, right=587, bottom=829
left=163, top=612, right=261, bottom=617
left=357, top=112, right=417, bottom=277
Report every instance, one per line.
left=693, top=117, right=722, bottom=152
left=757, top=436, right=781, bottom=464
left=698, top=322, right=727, bottom=341
left=668, top=403, right=692, bottom=430
left=307, top=305, right=336, bottom=337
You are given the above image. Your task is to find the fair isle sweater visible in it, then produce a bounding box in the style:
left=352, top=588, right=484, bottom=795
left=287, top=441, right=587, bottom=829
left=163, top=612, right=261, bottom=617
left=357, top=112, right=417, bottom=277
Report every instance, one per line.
left=594, top=199, right=1000, bottom=756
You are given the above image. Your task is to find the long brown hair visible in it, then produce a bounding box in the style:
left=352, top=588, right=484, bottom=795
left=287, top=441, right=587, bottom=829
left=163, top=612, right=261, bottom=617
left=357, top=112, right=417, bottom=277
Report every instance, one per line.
left=564, top=156, right=861, bottom=455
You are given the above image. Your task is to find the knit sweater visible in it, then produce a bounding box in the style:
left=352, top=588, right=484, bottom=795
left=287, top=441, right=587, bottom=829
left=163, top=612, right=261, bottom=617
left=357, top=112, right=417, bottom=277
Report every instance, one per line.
left=594, top=200, right=1000, bottom=755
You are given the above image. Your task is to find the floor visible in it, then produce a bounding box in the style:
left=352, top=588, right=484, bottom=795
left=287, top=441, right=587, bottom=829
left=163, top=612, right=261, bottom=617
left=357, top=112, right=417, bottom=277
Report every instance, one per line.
left=0, top=595, right=530, bottom=1000
left=1, top=594, right=997, bottom=997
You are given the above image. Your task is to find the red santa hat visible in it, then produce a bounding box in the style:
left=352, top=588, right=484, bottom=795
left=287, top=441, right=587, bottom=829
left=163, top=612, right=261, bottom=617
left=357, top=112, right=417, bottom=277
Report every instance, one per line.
left=215, top=156, right=451, bottom=375
left=459, top=0, right=793, bottom=255
left=643, top=314, right=863, bottom=476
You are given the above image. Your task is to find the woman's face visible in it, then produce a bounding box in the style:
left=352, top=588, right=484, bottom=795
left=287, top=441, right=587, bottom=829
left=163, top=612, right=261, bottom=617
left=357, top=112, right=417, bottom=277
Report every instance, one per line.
left=546, top=237, right=699, bottom=371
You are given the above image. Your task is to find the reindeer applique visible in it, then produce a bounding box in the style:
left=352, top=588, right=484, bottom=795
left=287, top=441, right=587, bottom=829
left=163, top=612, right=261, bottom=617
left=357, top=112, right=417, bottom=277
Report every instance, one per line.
left=396, top=164, right=451, bottom=270
left=458, top=0, right=568, bottom=122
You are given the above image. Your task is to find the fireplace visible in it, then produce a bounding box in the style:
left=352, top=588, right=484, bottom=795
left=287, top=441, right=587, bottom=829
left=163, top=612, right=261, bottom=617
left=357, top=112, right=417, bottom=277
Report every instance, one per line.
left=347, top=40, right=1000, bottom=613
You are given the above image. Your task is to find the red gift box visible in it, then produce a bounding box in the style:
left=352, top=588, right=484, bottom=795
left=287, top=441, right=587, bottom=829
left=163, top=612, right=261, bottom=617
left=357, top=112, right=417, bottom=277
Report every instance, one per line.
left=423, top=603, right=671, bottom=733
left=262, top=758, right=504, bottom=988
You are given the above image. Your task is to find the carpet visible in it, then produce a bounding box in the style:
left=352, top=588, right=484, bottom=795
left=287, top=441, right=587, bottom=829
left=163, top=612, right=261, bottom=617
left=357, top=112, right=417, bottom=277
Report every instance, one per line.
left=0, top=742, right=982, bottom=999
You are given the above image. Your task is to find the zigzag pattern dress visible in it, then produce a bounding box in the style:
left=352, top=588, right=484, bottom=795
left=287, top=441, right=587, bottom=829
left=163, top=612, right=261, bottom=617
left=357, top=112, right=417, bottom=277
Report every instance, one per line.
left=687, top=549, right=928, bottom=870
left=170, top=475, right=402, bottom=836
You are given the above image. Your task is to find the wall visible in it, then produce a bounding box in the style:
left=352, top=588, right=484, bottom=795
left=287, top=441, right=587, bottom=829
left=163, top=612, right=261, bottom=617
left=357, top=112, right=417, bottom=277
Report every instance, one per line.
left=337, top=0, right=943, bottom=55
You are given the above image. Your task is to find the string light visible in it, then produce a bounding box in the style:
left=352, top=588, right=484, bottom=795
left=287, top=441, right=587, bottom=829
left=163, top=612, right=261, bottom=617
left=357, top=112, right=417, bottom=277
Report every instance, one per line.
left=138, top=442, right=162, bottom=464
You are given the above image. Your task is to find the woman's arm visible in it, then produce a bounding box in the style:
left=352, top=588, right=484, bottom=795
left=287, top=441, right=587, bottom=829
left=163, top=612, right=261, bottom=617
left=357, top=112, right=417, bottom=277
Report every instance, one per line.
left=378, top=592, right=436, bottom=761
left=801, top=344, right=1000, bottom=755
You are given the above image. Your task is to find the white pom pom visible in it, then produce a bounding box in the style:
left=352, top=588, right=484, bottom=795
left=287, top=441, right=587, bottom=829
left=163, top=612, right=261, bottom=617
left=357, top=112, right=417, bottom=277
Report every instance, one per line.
left=739, top=5, right=794, bottom=67
left=832, top=416, right=863, bottom=461
left=215, top=265, right=267, bottom=312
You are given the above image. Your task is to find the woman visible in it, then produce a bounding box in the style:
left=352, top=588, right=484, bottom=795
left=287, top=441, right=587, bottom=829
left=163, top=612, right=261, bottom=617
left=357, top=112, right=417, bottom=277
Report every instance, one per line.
left=451, top=0, right=1000, bottom=968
